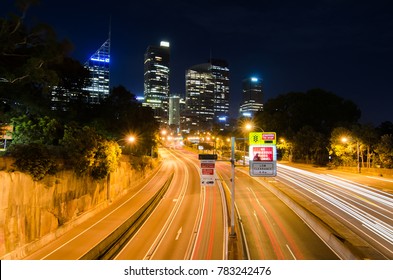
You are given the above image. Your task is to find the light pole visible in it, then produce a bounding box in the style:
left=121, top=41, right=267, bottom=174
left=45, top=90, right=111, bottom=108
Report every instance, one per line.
left=230, top=122, right=265, bottom=236
left=230, top=136, right=236, bottom=237
left=243, top=123, right=253, bottom=166
left=356, top=140, right=360, bottom=173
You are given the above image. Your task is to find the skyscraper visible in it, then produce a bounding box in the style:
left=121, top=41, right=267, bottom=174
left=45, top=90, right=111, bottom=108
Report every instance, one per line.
left=84, top=39, right=111, bottom=104
left=168, top=95, right=182, bottom=133
left=184, top=59, right=230, bottom=132
left=185, top=63, right=215, bottom=132
left=239, top=77, right=263, bottom=118
left=144, top=41, right=170, bottom=124
left=209, top=59, right=230, bottom=129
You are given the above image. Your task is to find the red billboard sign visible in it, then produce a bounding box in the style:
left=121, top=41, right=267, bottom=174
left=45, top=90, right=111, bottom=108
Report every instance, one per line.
left=202, top=168, right=214, bottom=175
left=201, top=162, right=215, bottom=169
left=262, top=134, right=276, bottom=140
left=250, top=146, right=275, bottom=161
left=199, top=159, right=216, bottom=186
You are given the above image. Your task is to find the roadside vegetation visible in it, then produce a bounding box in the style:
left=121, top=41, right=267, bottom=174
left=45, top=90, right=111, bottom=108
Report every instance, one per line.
left=0, top=1, right=159, bottom=180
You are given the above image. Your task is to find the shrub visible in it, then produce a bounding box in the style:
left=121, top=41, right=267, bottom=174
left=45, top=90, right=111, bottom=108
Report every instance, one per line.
left=9, top=143, right=58, bottom=180
left=60, top=124, right=121, bottom=180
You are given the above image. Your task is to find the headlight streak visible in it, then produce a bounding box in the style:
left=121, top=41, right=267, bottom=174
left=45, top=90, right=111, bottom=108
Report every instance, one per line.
left=142, top=150, right=190, bottom=260
left=278, top=168, right=393, bottom=223
left=277, top=164, right=393, bottom=257
left=323, top=175, right=393, bottom=208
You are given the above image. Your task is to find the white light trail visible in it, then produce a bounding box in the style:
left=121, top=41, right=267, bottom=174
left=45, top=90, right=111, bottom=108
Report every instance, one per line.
left=277, top=164, right=393, bottom=257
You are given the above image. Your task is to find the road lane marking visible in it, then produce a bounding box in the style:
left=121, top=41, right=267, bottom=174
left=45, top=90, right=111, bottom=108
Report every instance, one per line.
left=176, top=227, right=182, bottom=240
left=286, top=244, right=297, bottom=260
left=366, top=176, right=393, bottom=183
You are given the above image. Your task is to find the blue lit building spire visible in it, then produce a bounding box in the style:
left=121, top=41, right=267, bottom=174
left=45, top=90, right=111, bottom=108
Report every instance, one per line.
left=84, top=38, right=111, bottom=104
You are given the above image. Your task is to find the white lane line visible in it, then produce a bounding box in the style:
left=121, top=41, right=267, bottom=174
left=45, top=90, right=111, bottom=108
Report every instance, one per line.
left=176, top=227, right=183, bottom=240
left=286, top=244, right=297, bottom=260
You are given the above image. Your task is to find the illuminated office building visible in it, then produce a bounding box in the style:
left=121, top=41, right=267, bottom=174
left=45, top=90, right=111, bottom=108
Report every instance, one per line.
left=239, top=77, right=263, bottom=118
left=185, top=59, right=230, bottom=132
left=84, top=39, right=111, bottom=104
left=144, top=41, right=170, bottom=124
left=185, top=63, right=215, bottom=132
left=209, top=59, right=230, bottom=129
left=168, top=95, right=185, bottom=133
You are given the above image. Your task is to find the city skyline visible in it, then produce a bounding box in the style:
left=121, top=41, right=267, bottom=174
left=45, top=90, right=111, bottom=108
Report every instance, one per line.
left=2, top=0, right=392, bottom=125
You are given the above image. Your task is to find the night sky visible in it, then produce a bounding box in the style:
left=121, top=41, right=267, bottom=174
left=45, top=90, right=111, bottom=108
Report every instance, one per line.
left=2, top=0, right=393, bottom=125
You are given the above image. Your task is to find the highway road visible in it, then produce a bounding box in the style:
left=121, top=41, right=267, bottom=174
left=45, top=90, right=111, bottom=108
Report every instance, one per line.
left=22, top=146, right=392, bottom=260
left=115, top=148, right=226, bottom=260
left=276, top=163, right=393, bottom=259
left=24, top=147, right=227, bottom=260
left=216, top=161, right=339, bottom=260
left=24, top=154, right=174, bottom=260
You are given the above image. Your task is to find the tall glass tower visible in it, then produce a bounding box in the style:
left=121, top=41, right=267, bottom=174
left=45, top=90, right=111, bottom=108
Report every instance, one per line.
left=168, top=95, right=181, bottom=132
left=209, top=59, right=230, bottom=128
left=144, top=41, right=170, bottom=124
left=239, top=77, right=263, bottom=118
left=185, top=63, right=215, bottom=132
left=84, top=39, right=111, bottom=104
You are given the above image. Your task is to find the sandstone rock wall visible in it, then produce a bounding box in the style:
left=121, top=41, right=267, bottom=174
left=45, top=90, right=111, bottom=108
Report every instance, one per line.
left=0, top=157, right=157, bottom=258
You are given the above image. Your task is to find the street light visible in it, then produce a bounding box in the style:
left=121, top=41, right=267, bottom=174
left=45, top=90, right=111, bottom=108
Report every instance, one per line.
left=279, top=137, right=292, bottom=161
left=242, top=121, right=264, bottom=166
left=116, top=134, right=136, bottom=147
left=242, top=122, right=254, bottom=166
left=248, top=122, right=264, bottom=132
left=128, top=136, right=136, bottom=143
left=341, top=136, right=360, bottom=173
left=126, top=134, right=137, bottom=155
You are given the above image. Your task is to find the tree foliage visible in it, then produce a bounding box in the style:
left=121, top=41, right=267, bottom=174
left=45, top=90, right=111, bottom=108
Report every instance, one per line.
left=292, top=126, right=327, bottom=164
left=0, top=1, right=72, bottom=85
left=255, top=88, right=361, bottom=165
left=0, top=0, right=75, bottom=121
left=329, top=127, right=356, bottom=166
left=375, top=134, right=393, bottom=168
left=256, top=88, right=361, bottom=136
left=1, top=2, right=158, bottom=181
left=9, top=143, right=58, bottom=180
left=94, top=86, right=159, bottom=155
left=11, top=115, right=62, bottom=145
left=60, top=124, right=121, bottom=180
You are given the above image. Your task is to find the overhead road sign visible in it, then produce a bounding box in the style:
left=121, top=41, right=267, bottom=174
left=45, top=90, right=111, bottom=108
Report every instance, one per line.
left=250, top=161, right=277, bottom=177
left=249, top=144, right=277, bottom=177
left=199, top=156, right=216, bottom=186
left=198, top=154, right=218, bottom=160
left=249, top=132, right=277, bottom=145
left=249, top=145, right=276, bottom=161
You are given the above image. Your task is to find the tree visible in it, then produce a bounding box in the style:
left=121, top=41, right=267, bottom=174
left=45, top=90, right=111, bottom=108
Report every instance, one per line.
left=256, top=88, right=361, bottom=136
left=292, top=126, right=328, bottom=165
left=10, top=115, right=62, bottom=145
left=9, top=143, right=58, bottom=180
left=95, top=86, right=159, bottom=156
left=60, top=123, right=121, bottom=180
left=255, top=89, right=361, bottom=165
left=329, top=127, right=355, bottom=166
left=47, top=56, right=91, bottom=115
left=0, top=0, right=74, bottom=120
left=352, top=124, right=379, bottom=168
left=377, top=121, right=393, bottom=137
left=375, top=134, right=393, bottom=168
